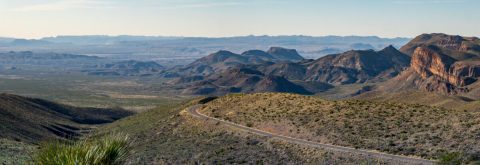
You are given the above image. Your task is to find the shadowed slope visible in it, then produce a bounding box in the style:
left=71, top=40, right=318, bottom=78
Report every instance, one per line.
left=0, top=93, right=134, bottom=144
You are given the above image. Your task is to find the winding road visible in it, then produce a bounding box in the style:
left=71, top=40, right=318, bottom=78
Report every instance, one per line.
left=187, top=105, right=436, bottom=165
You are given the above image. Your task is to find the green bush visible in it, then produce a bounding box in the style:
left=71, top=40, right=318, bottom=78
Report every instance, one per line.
left=437, top=152, right=463, bottom=165
left=32, top=134, right=130, bottom=165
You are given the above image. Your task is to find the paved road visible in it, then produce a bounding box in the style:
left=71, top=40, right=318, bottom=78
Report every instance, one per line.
left=187, top=105, right=436, bottom=165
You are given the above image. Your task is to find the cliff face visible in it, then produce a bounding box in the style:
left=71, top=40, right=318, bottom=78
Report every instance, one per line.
left=393, top=45, right=480, bottom=94
left=410, top=46, right=458, bottom=85
left=376, top=34, right=480, bottom=96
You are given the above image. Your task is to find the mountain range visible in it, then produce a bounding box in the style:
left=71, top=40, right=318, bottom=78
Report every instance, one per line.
left=173, top=45, right=410, bottom=95
left=167, top=33, right=480, bottom=98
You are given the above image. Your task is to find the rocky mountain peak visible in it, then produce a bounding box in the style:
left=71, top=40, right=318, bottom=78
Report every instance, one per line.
left=199, top=50, right=241, bottom=63
left=267, top=47, right=304, bottom=61
left=380, top=45, right=398, bottom=52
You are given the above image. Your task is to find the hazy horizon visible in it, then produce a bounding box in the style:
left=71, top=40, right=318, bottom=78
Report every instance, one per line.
left=1, top=0, right=479, bottom=39
left=2, top=34, right=416, bottom=40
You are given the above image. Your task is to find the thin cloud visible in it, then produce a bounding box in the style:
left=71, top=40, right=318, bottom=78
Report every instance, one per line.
left=147, top=0, right=286, bottom=10
left=12, top=0, right=114, bottom=12
left=392, top=0, right=467, bottom=4
left=155, top=1, right=243, bottom=10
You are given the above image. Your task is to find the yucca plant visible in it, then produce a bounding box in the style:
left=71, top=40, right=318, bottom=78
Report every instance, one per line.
left=32, top=134, right=130, bottom=165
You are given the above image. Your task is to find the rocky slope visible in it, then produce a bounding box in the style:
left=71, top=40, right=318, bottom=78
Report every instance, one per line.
left=379, top=34, right=480, bottom=96
left=400, top=33, right=480, bottom=60
left=300, top=45, right=410, bottom=84
left=181, top=68, right=314, bottom=95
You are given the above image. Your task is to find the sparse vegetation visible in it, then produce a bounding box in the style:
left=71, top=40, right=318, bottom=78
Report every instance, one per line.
left=199, top=93, right=480, bottom=163
left=32, top=134, right=130, bottom=165
left=96, top=98, right=389, bottom=164
left=0, top=139, right=36, bottom=164
left=437, top=152, right=464, bottom=165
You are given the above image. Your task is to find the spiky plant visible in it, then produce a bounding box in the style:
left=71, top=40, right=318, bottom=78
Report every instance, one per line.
left=32, top=134, right=130, bottom=165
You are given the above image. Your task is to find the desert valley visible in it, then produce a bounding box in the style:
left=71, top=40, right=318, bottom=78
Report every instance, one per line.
left=1, top=0, right=479, bottom=164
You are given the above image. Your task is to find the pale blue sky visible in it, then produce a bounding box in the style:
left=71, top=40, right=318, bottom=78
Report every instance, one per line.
left=0, top=0, right=478, bottom=39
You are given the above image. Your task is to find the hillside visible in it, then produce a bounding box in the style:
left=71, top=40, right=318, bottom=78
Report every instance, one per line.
left=180, top=68, right=316, bottom=95
left=376, top=34, right=480, bottom=97
left=354, top=90, right=480, bottom=111
left=0, top=93, right=133, bottom=144
left=164, top=47, right=304, bottom=77
left=300, top=45, right=410, bottom=84
left=198, top=93, right=480, bottom=163
left=173, top=45, right=409, bottom=95
left=96, top=98, right=397, bottom=164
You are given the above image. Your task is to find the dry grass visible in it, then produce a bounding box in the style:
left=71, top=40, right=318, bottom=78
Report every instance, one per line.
left=96, top=97, right=392, bottom=164
left=199, top=93, right=480, bottom=163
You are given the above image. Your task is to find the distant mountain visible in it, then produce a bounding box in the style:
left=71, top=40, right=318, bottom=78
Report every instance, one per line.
left=181, top=68, right=314, bottom=95
left=349, top=43, right=375, bottom=50
left=9, top=39, right=52, bottom=46
left=165, top=47, right=304, bottom=77
left=39, top=35, right=409, bottom=46
left=0, top=93, right=133, bottom=143
left=85, top=60, right=164, bottom=76
left=0, top=35, right=409, bottom=66
left=259, top=45, right=410, bottom=85
left=0, top=51, right=103, bottom=71
left=0, top=51, right=99, bottom=60
left=378, top=34, right=480, bottom=98
left=0, top=37, right=15, bottom=43
left=175, top=45, right=409, bottom=95
left=266, top=47, right=304, bottom=61
left=400, top=33, right=480, bottom=60
left=41, top=35, right=180, bottom=45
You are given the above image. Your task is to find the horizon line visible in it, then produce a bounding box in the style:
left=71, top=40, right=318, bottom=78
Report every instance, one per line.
left=1, top=34, right=419, bottom=40
left=3, top=33, right=479, bottom=40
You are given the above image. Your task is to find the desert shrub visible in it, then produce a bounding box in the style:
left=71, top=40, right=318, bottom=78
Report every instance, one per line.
left=437, top=152, right=464, bottom=165
left=32, top=134, right=130, bottom=165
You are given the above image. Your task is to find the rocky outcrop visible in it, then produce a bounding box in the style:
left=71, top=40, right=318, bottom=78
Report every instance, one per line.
left=411, top=45, right=480, bottom=86
left=451, top=61, right=480, bottom=81
left=410, top=46, right=457, bottom=84
left=266, top=47, right=304, bottom=61
left=384, top=44, right=480, bottom=95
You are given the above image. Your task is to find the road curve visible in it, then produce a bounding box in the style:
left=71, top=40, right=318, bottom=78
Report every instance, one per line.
left=187, top=105, right=436, bottom=165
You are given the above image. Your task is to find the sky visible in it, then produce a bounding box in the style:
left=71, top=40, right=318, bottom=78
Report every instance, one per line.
left=0, top=0, right=479, bottom=39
